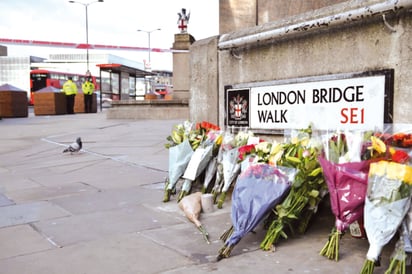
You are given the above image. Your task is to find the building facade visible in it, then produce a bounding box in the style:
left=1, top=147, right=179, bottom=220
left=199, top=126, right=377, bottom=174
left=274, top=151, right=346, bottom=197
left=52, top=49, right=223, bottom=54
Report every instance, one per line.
left=0, top=52, right=171, bottom=101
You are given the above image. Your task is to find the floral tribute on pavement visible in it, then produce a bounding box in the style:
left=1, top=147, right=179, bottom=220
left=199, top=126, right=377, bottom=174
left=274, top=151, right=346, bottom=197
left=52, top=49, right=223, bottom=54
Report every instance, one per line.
left=163, top=121, right=412, bottom=272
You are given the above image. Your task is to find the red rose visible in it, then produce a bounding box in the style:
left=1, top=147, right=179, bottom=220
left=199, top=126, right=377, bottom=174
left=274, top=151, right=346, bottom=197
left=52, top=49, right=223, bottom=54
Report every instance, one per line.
left=391, top=150, right=409, bottom=163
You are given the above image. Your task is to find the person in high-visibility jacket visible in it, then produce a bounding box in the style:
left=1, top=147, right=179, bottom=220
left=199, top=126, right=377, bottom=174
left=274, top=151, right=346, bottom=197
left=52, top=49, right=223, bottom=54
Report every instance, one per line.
left=62, top=76, right=78, bottom=114
left=82, top=77, right=95, bottom=113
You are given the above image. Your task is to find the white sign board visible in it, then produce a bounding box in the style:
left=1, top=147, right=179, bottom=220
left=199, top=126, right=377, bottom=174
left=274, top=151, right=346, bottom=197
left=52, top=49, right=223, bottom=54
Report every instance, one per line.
left=226, top=72, right=392, bottom=131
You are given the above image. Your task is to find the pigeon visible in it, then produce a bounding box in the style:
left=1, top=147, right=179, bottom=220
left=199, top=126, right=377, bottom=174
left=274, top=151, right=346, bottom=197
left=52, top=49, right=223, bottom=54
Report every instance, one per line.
left=63, top=137, right=82, bottom=153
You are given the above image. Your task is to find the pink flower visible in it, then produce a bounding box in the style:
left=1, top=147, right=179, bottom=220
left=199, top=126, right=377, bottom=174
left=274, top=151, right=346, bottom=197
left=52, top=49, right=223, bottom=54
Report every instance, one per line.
left=302, top=149, right=310, bottom=158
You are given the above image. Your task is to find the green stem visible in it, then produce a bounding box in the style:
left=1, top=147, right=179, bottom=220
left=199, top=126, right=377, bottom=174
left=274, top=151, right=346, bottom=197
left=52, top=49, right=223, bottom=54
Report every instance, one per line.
left=217, top=244, right=234, bottom=261
left=360, top=259, right=375, bottom=274
left=260, top=220, right=285, bottom=251
left=163, top=189, right=171, bottom=202
left=220, top=225, right=234, bottom=242
left=217, top=192, right=227, bottom=209
left=177, top=190, right=187, bottom=202
left=198, top=225, right=210, bottom=244
left=319, top=229, right=341, bottom=261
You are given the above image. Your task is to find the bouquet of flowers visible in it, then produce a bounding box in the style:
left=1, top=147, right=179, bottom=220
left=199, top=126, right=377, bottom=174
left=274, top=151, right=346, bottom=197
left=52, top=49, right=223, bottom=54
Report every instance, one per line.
left=237, top=143, right=257, bottom=171
left=318, top=156, right=370, bottom=261
left=178, top=129, right=223, bottom=201
left=178, top=192, right=210, bottom=244
left=261, top=127, right=327, bottom=251
left=163, top=121, right=196, bottom=202
left=360, top=161, right=412, bottom=274
left=164, top=121, right=221, bottom=202
left=201, top=156, right=218, bottom=193
left=384, top=220, right=410, bottom=274
left=387, top=203, right=412, bottom=274
left=217, top=163, right=295, bottom=260
left=216, top=147, right=241, bottom=208
left=212, top=130, right=253, bottom=208
left=317, top=130, right=374, bottom=261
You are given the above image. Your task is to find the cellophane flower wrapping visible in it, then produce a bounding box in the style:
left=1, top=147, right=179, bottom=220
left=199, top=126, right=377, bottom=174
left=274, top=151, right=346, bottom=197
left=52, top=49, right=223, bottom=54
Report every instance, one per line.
left=166, top=139, right=194, bottom=192
left=183, top=130, right=223, bottom=181
left=202, top=156, right=218, bottom=193
left=214, top=130, right=254, bottom=208
left=360, top=161, right=412, bottom=274
left=179, top=131, right=223, bottom=200
left=318, top=155, right=370, bottom=261
left=319, top=156, right=370, bottom=233
left=217, top=163, right=294, bottom=260
left=182, top=143, right=214, bottom=182
left=322, top=130, right=365, bottom=164
left=405, top=202, right=412, bottom=255
left=178, top=192, right=210, bottom=244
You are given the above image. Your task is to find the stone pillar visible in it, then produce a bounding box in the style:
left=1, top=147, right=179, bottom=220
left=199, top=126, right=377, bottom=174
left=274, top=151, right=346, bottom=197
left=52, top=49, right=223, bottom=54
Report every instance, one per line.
left=172, top=33, right=195, bottom=100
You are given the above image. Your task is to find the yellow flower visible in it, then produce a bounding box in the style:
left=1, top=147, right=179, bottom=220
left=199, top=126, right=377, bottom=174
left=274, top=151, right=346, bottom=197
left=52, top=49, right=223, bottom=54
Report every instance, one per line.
left=291, top=137, right=299, bottom=145
left=369, top=161, right=387, bottom=177
left=405, top=166, right=412, bottom=185
left=386, top=162, right=405, bottom=181
left=269, top=142, right=282, bottom=155
left=268, top=150, right=283, bottom=166
left=368, top=136, right=386, bottom=155
left=255, top=141, right=271, bottom=154
left=371, top=161, right=412, bottom=185
left=215, top=134, right=223, bottom=145
left=300, top=137, right=310, bottom=147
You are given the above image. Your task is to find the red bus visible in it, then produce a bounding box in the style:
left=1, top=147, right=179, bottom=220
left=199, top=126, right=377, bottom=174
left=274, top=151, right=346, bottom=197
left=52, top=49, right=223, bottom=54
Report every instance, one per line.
left=29, top=69, right=99, bottom=105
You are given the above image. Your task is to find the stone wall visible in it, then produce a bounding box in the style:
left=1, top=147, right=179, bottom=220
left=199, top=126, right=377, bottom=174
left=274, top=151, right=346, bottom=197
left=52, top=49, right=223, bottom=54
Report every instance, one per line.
left=219, top=0, right=348, bottom=33
left=190, top=0, right=412, bottom=129
left=189, top=36, right=219, bottom=124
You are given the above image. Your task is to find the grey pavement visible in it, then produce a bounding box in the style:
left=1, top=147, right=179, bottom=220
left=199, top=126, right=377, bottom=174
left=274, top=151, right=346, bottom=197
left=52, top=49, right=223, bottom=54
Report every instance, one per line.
left=0, top=109, right=406, bottom=274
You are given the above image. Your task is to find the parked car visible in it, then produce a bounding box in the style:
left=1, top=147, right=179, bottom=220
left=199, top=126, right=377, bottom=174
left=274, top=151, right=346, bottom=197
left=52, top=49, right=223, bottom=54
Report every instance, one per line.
left=154, top=84, right=173, bottom=99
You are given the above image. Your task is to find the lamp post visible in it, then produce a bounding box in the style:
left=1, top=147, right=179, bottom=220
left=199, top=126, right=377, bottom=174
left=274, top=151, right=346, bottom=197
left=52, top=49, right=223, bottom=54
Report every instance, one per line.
left=69, top=0, right=103, bottom=75
left=137, top=28, right=161, bottom=69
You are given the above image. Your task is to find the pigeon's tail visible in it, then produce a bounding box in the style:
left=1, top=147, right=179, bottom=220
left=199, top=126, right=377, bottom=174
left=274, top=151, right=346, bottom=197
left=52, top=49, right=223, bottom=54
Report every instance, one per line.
left=63, top=148, right=69, bottom=153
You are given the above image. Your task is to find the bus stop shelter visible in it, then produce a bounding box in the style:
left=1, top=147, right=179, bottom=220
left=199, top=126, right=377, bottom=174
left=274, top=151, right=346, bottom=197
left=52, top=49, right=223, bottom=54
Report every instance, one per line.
left=96, top=63, right=155, bottom=110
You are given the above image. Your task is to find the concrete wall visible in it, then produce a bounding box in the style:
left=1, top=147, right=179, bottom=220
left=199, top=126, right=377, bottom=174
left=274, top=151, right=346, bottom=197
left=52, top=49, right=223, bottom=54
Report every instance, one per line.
left=189, top=36, right=219, bottom=124
left=190, top=0, right=412, bottom=129
left=219, top=0, right=257, bottom=33
left=219, top=0, right=347, bottom=33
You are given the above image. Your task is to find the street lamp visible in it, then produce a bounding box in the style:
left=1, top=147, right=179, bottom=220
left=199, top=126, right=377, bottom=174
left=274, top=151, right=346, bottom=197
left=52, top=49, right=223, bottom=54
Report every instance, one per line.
left=69, top=0, right=103, bottom=75
left=137, top=28, right=161, bottom=68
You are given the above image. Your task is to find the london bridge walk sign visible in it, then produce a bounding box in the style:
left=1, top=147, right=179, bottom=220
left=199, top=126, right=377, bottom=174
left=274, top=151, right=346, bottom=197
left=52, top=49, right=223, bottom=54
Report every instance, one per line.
left=225, top=70, right=393, bottom=132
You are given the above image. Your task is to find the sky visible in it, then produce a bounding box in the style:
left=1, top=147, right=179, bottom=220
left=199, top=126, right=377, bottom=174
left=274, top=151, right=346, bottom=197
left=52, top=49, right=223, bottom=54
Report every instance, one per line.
left=0, top=0, right=219, bottom=71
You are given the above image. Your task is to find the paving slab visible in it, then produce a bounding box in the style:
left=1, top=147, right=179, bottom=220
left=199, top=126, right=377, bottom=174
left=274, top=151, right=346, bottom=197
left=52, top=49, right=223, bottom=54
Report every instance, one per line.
left=51, top=186, right=164, bottom=215
left=32, top=204, right=185, bottom=247
left=0, top=201, right=70, bottom=228
left=6, top=182, right=99, bottom=203
left=0, top=175, right=41, bottom=193
left=0, top=225, right=55, bottom=260
left=0, top=193, right=14, bottom=207
left=0, top=232, right=194, bottom=274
